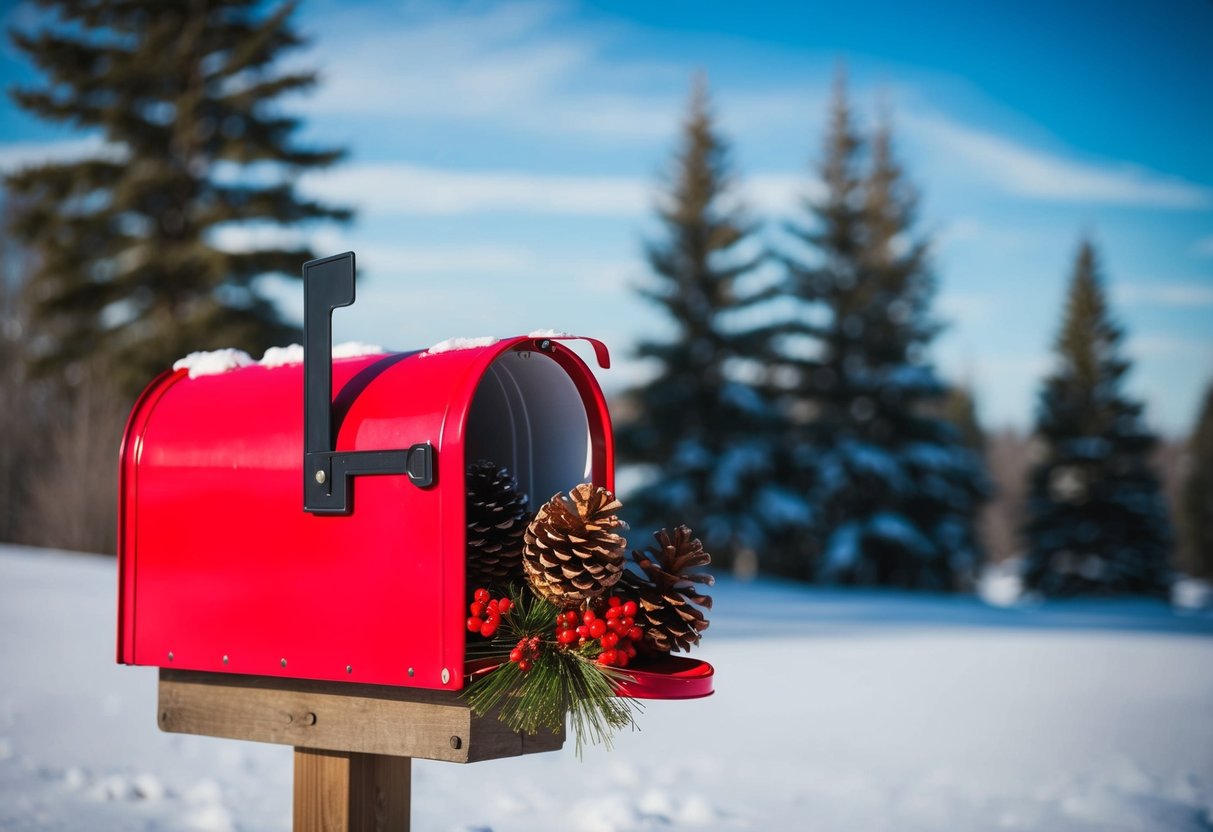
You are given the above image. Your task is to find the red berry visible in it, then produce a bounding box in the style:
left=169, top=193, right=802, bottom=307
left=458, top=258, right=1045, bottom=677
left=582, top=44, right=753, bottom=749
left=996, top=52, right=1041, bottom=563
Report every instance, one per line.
left=589, top=620, right=606, bottom=639
left=605, top=606, right=622, bottom=620
left=498, top=598, right=512, bottom=614
left=598, top=650, right=618, bottom=666
left=576, top=624, right=590, bottom=638
left=617, top=651, right=629, bottom=667
left=609, top=596, right=622, bottom=608
left=509, top=648, right=522, bottom=662
left=469, top=601, right=484, bottom=617
left=487, top=599, right=499, bottom=612
left=518, top=659, right=532, bottom=672
left=474, top=588, right=490, bottom=603
left=480, top=621, right=496, bottom=638
left=628, top=626, right=643, bottom=642
left=622, top=601, right=638, bottom=618
left=622, top=616, right=634, bottom=630
left=601, top=631, right=619, bottom=649
left=583, top=609, right=596, bottom=623
left=558, top=629, right=577, bottom=645
left=467, top=616, right=483, bottom=632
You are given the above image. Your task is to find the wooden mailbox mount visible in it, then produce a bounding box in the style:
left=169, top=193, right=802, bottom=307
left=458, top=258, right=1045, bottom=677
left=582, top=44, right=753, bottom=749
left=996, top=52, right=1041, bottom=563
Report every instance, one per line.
left=159, top=669, right=562, bottom=831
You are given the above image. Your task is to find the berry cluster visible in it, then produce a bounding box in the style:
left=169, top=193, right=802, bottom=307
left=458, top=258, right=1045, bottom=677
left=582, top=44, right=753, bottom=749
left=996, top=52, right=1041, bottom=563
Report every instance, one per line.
left=466, top=588, right=513, bottom=638
left=554, top=597, right=643, bottom=667
left=509, top=636, right=542, bottom=672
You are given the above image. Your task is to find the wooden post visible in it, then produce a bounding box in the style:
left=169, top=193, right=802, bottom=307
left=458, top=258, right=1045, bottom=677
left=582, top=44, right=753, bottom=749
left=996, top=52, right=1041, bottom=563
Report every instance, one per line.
left=156, top=670, right=563, bottom=831
left=293, top=749, right=411, bottom=832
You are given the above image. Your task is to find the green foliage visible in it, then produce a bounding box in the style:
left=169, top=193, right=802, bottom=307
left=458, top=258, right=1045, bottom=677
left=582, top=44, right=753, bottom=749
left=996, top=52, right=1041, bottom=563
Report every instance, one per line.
left=5, top=0, right=349, bottom=395
left=771, top=70, right=989, bottom=588
left=942, top=385, right=985, bottom=452
left=614, top=75, right=774, bottom=570
left=465, top=587, right=640, bottom=757
left=1023, top=240, right=1173, bottom=596
left=1179, top=384, right=1213, bottom=578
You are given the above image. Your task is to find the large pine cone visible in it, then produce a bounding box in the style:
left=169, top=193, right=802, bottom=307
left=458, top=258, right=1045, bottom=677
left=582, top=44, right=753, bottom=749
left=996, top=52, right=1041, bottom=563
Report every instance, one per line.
left=523, top=484, right=627, bottom=607
left=624, top=526, right=713, bottom=653
left=466, top=460, right=529, bottom=589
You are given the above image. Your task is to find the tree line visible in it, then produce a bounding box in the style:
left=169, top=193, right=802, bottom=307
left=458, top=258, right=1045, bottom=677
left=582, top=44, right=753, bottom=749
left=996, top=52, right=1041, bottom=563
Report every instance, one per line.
left=1, top=1, right=1209, bottom=596
left=614, top=74, right=1212, bottom=596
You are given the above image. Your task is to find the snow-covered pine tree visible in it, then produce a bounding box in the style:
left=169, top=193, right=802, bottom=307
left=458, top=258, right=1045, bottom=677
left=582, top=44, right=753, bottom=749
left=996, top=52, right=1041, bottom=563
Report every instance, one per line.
left=1179, top=384, right=1213, bottom=578
left=775, top=74, right=988, bottom=589
left=5, top=0, right=349, bottom=395
left=614, top=76, right=774, bottom=572
left=1023, top=240, right=1172, bottom=596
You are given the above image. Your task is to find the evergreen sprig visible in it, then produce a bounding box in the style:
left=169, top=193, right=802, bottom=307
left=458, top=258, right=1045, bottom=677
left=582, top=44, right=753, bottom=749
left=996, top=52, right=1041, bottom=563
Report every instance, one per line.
left=464, top=586, right=641, bottom=756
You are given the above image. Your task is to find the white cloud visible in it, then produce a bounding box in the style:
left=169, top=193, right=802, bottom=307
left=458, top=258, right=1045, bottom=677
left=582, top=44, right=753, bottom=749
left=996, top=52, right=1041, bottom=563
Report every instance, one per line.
left=1112, top=282, right=1213, bottom=307
left=302, top=163, right=649, bottom=217
left=301, top=1, right=681, bottom=141
left=905, top=112, right=1212, bottom=209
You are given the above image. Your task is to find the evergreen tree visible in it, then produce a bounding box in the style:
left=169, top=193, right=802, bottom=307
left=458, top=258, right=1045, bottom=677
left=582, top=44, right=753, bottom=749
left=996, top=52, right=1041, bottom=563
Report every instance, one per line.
left=615, top=76, right=774, bottom=571
left=1179, top=383, right=1213, bottom=578
left=942, top=385, right=985, bottom=452
left=6, top=0, right=349, bottom=394
left=1023, top=240, right=1172, bottom=596
left=775, top=74, right=988, bottom=589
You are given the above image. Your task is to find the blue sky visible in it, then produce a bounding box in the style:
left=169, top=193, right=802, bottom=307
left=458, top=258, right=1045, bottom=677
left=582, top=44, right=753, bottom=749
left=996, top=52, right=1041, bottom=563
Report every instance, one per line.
left=1, top=0, right=1211, bottom=433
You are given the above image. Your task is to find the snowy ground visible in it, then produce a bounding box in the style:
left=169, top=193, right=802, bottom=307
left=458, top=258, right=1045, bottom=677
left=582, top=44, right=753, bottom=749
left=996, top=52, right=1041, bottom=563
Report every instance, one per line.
left=2, top=545, right=1212, bottom=832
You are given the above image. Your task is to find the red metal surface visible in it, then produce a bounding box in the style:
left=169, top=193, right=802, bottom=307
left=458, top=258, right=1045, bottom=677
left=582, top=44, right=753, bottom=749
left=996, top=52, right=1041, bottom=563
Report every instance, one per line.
left=465, top=655, right=714, bottom=700
left=614, top=655, right=715, bottom=700
left=118, top=337, right=614, bottom=690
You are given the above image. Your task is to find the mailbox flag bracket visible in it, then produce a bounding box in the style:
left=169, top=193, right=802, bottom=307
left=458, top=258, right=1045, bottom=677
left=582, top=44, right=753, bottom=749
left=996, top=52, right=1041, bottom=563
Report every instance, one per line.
left=303, top=251, right=434, bottom=515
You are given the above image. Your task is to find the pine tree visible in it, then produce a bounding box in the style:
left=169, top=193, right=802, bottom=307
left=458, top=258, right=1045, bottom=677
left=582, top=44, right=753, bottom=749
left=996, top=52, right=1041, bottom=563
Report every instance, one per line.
left=775, top=74, right=988, bottom=589
left=942, top=385, right=985, bottom=452
left=1023, top=240, right=1173, bottom=596
left=614, top=76, right=774, bottom=571
left=1179, top=384, right=1213, bottom=578
left=6, top=0, right=349, bottom=394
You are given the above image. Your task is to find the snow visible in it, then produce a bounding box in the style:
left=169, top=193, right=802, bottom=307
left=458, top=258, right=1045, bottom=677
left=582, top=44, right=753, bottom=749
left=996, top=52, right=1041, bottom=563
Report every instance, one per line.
left=868, top=510, right=934, bottom=554
left=174, top=342, right=386, bottom=377
left=824, top=521, right=863, bottom=572
left=1173, top=577, right=1213, bottom=612
left=258, top=344, right=305, bottom=368
left=753, top=485, right=814, bottom=526
left=423, top=336, right=500, bottom=356
left=2, top=544, right=1213, bottom=831
left=528, top=329, right=573, bottom=338
left=172, top=349, right=254, bottom=378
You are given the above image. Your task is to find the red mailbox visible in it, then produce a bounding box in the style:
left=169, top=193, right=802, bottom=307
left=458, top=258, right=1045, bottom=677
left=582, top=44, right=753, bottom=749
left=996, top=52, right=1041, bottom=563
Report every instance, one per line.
left=117, top=252, right=617, bottom=691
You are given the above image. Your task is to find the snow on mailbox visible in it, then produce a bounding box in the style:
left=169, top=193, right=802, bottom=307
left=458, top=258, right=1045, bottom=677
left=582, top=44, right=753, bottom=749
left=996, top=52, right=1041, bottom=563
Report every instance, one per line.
left=119, top=251, right=713, bottom=759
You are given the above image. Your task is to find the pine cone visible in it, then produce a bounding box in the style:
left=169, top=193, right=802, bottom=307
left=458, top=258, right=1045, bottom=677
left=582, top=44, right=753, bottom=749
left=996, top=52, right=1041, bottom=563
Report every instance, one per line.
left=624, top=526, right=713, bottom=653
left=466, top=460, right=529, bottom=589
left=523, top=484, right=627, bottom=607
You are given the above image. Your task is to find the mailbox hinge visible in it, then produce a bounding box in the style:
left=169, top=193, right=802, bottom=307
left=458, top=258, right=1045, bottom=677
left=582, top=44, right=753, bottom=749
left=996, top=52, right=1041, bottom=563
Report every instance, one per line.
left=302, top=252, right=435, bottom=515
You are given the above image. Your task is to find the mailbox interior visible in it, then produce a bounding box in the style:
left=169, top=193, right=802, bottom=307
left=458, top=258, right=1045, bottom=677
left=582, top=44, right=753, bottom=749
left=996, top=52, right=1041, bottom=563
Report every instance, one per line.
left=466, top=348, right=593, bottom=508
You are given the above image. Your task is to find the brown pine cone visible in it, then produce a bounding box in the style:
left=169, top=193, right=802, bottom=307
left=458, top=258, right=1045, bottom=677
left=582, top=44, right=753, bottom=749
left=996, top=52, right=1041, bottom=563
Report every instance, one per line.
left=522, top=484, right=627, bottom=607
left=625, top=526, right=713, bottom=653
left=466, top=460, right=530, bottom=589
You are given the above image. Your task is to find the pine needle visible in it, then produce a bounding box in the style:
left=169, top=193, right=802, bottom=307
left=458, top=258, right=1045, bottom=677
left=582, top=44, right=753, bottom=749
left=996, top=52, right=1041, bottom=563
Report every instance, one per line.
left=464, top=586, right=642, bottom=757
